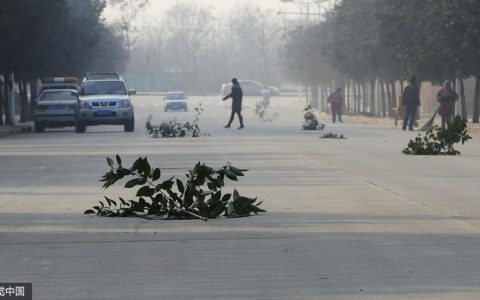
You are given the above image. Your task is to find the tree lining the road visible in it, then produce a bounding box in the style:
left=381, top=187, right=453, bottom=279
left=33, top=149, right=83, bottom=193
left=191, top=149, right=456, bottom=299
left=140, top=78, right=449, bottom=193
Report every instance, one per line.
left=0, top=0, right=129, bottom=125
left=281, top=0, right=480, bottom=122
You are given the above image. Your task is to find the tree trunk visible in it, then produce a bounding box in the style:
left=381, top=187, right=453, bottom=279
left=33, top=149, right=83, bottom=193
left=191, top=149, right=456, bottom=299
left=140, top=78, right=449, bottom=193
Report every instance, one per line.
left=452, top=79, right=457, bottom=116
left=323, top=85, right=329, bottom=115
left=30, top=80, right=38, bottom=119
left=357, top=83, right=361, bottom=114
left=346, top=81, right=350, bottom=114
left=318, top=85, right=325, bottom=112
left=370, top=80, right=376, bottom=116
left=362, top=83, right=366, bottom=115
left=0, top=78, right=4, bottom=126
left=304, top=84, right=309, bottom=104
left=390, top=81, right=397, bottom=119
left=460, top=78, right=467, bottom=121
left=386, top=81, right=392, bottom=118
left=4, top=74, right=13, bottom=125
left=19, top=79, right=30, bottom=122
left=350, top=81, right=358, bottom=115
left=473, top=76, right=480, bottom=123
left=380, top=79, right=386, bottom=117
left=311, top=84, right=318, bottom=109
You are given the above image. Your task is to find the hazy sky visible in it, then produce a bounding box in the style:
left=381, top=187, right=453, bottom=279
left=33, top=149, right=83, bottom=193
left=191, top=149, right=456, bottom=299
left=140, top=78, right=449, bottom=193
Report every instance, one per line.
left=105, top=0, right=328, bottom=21
left=145, top=0, right=285, bottom=13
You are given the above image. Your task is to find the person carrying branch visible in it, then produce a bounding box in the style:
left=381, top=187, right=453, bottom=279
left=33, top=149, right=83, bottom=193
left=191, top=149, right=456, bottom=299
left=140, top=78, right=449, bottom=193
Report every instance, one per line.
left=436, top=80, right=458, bottom=128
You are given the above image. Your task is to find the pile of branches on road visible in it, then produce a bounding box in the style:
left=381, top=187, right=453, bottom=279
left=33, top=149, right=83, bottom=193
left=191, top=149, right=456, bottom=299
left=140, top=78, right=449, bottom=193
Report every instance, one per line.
left=403, top=115, right=471, bottom=155
left=84, top=155, right=265, bottom=221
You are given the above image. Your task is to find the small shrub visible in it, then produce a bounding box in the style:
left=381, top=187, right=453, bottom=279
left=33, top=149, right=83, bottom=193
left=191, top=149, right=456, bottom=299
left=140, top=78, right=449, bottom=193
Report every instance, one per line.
left=302, top=105, right=323, bottom=130
left=253, top=101, right=279, bottom=122
left=403, top=115, right=472, bottom=155
left=320, top=133, right=346, bottom=139
left=146, top=104, right=204, bottom=138
left=84, top=155, right=265, bottom=220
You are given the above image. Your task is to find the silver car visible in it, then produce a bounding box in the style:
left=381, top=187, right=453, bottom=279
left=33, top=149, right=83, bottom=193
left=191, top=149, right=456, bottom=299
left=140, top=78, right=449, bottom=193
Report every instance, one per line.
left=34, top=89, right=78, bottom=132
left=164, top=91, right=188, bottom=112
left=76, top=74, right=135, bottom=133
left=221, top=79, right=280, bottom=97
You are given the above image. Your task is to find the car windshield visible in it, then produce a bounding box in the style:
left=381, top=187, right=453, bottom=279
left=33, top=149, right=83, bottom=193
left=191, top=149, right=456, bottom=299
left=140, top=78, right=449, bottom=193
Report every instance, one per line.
left=80, top=81, right=127, bottom=95
left=39, top=91, right=77, bottom=101
left=165, top=93, right=185, bottom=100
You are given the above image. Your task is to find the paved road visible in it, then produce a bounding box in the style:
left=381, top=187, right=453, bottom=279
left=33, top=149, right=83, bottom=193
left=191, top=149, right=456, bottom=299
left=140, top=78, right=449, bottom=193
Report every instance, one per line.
left=1, top=94, right=480, bottom=299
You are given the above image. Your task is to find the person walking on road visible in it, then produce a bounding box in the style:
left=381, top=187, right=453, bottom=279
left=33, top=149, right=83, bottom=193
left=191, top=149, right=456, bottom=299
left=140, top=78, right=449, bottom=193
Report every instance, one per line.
left=261, top=86, right=271, bottom=107
left=223, top=78, right=244, bottom=129
left=436, top=80, right=458, bottom=128
left=327, top=88, right=344, bottom=123
left=402, top=76, right=421, bottom=131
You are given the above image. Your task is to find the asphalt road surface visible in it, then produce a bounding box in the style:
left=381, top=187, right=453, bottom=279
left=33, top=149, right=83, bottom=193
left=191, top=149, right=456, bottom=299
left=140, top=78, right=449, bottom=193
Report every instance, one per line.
left=1, top=94, right=480, bottom=299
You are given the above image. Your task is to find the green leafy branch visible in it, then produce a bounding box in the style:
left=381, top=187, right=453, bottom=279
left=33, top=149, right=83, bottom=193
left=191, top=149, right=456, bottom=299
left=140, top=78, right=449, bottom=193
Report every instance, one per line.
left=146, top=104, right=205, bottom=138
left=302, top=105, right=322, bottom=130
left=403, top=115, right=472, bottom=155
left=320, top=133, right=346, bottom=139
left=84, top=155, right=265, bottom=220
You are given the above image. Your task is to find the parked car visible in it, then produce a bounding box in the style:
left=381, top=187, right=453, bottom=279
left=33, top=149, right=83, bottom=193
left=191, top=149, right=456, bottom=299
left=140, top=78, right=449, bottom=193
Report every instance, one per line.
left=34, top=89, right=78, bottom=132
left=75, top=72, right=136, bottom=133
left=39, top=77, right=79, bottom=93
left=164, top=91, right=188, bottom=112
left=221, top=80, right=279, bottom=97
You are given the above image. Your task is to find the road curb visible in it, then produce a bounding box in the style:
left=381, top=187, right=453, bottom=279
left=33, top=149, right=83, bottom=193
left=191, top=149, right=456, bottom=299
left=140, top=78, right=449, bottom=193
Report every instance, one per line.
left=467, top=123, right=480, bottom=134
left=0, top=123, right=33, bottom=138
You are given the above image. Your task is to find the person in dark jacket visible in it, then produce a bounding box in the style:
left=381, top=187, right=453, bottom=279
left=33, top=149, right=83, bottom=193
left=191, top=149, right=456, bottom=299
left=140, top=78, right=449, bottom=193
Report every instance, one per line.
left=222, top=78, right=244, bottom=129
left=436, top=80, right=458, bottom=128
left=402, top=76, right=421, bottom=131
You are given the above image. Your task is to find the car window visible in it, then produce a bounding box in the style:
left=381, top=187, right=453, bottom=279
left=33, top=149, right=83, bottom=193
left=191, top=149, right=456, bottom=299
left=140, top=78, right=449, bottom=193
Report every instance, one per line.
left=39, top=91, right=77, bottom=101
left=80, top=81, right=127, bottom=96
left=165, top=93, right=185, bottom=100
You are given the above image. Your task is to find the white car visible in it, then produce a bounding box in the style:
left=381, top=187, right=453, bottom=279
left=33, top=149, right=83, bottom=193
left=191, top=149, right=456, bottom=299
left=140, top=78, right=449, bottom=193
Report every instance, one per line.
left=39, top=77, right=79, bottom=93
left=164, top=91, right=188, bottom=112
left=76, top=73, right=136, bottom=133
left=34, top=89, right=78, bottom=132
left=221, top=80, right=280, bottom=97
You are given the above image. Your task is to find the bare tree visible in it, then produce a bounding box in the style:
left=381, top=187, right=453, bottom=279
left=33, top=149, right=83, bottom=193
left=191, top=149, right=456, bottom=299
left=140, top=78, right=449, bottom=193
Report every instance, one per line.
left=161, top=1, right=214, bottom=90
left=226, top=4, right=283, bottom=84
left=108, top=0, right=149, bottom=51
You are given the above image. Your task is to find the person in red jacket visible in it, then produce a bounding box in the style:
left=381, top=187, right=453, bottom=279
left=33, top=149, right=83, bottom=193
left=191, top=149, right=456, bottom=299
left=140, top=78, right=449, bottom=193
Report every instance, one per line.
left=436, top=80, right=458, bottom=128
left=327, top=88, right=344, bottom=123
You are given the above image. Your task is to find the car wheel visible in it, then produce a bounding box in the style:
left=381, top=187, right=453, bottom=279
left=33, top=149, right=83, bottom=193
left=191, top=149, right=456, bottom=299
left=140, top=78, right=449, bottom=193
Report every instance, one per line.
left=124, top=118, right=134, bottom=132
left=164, top=107, right=168, bottom=112
left=34, top=121, right=45, bottom=133
left=184, top=106, right=188, bottom=112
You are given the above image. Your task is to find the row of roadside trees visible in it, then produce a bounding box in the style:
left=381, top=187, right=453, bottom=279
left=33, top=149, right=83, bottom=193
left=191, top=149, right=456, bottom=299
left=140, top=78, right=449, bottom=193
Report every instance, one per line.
left=0, top=0, right=129, bottom=125
left=281, top=0, right=480, bottom=122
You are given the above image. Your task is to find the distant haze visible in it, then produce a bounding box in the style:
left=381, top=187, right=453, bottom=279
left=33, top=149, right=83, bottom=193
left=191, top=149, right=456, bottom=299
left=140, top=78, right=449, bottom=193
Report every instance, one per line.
left=105, top=0, right=284, bottom=20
